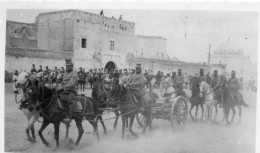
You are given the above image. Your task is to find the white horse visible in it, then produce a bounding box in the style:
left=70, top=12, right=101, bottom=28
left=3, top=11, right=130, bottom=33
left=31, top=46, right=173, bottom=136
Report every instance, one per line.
left=15, top=72, right=40, bottom=142
left=199, top=81, right=218, bottom=122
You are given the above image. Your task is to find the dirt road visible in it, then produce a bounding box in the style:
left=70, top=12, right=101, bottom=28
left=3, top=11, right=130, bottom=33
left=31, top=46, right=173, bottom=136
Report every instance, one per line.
left=5, top=83, right=256, bottom=153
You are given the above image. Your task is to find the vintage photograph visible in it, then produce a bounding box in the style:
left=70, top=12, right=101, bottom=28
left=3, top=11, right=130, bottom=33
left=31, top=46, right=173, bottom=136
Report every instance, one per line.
left=3, top=2, right=258, bottom=153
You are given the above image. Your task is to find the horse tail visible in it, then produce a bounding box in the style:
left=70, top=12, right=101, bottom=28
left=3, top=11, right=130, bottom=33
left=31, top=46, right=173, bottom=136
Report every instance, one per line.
left=241, top=100, right=249, bottom=108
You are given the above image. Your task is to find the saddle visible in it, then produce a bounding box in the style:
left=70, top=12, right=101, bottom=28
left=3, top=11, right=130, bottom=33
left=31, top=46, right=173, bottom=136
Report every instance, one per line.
left=57, top=92, right=86, bottom=113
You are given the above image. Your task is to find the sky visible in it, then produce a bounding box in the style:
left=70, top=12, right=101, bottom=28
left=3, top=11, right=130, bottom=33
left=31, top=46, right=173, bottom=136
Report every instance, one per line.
left=6, top=9, right=258, bottom=63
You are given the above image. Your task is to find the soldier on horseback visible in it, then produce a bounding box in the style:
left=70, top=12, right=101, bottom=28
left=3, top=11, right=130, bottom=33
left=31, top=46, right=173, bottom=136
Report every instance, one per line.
left=57, top=58, right=78, bottom=125
left=198, top=68, right=207, bottom=83
left=31, top=64, right=37, bottom=74
left=173, top=69, right=185, bottom=96
left=127, top=64, right=147, bottom=104
left=227, top=71, right=246, bottom=105
left=60, top=67, right=65, bottom=74
left=210, top=70, right=223, bottom=106
left=38, top=65, right=43, bottom=73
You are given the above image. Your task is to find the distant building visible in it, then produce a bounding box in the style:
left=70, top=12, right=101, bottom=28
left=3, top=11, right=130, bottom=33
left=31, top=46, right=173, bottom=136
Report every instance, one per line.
left=210, top=39, right=257, bottom=80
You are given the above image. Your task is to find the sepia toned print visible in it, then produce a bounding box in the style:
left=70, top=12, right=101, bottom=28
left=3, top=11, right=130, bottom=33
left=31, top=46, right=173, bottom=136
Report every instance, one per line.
left=5, top=8, right=257, bottom=153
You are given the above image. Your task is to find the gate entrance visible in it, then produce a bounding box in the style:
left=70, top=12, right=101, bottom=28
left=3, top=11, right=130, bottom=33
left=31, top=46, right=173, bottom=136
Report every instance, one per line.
left=104, top=61, right=116, bottom=72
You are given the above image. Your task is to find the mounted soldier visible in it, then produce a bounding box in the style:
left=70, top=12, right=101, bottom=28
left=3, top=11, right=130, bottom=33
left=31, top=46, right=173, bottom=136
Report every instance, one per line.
left=60, top=67, right=65, bottom=74
left=227, top=71, right=246, bottom=104
left=127, top=64, right=147, bottom=104
left=173, top=69, right=185, bottom=96
left=37, top=65, right=43, bottom=73
left=198, top=68, right=207, bottom=83
left=31, top=64, right=37, bottom=74
left=210, top=70, right=223, bottom=106
left=57, top=58, right=78, bottom=125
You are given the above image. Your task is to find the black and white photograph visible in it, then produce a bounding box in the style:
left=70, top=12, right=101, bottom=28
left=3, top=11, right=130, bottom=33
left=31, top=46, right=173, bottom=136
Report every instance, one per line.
left=1, top=1, right=259, bottom=153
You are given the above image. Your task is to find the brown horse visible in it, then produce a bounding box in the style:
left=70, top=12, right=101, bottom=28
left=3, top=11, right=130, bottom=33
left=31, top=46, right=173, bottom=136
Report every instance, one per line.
left=108, top=80, right=158, bottom=138
left=189, top=76, right=204, bottom=121
left=91, top=78, right=120, bottom=133
left=222, top=83, right=249, bottom=124
left=28, top=84, right=99, bottom=148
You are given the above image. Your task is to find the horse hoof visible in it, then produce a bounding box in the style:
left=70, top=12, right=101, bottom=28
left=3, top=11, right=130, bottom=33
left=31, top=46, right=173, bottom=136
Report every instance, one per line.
left=44, top=141, right=51, bottom=147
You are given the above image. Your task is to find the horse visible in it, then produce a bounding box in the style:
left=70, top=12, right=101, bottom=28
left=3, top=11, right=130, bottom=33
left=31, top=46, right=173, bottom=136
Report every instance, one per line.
left=56, top=73, right=63, bottom=87
left=108, top=80, right=158, bottom=138
left=160, top=77, right=170, bottom=97
left=15, top=71, right=40, bottom=143
left=78, top=72, right=86, bottom=92
left=91, top=78, right=120, bottom=133
left=189, top=77, right=204, bottom=121
left=87, top=74, right=94, bottom=89
left=222, top=83, right=249, bottom=124
left=28, top=84, right=100, bottom=147
left=48, top=71, right=58, bottom=87
left=199, top=81, right=219, bottom=122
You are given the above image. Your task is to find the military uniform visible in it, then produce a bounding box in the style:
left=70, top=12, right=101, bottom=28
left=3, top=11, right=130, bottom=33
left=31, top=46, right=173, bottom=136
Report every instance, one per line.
left=173, top=70, right=185, bottom=96
left=211, top=75, right=222, bottom=103
left=38, top=66, right=43, bottom=73
left=129, top=65, right=147, bottom=103
left=60, top=59, right=78, bottom=123
left=227, top=76, right=240, bottom=101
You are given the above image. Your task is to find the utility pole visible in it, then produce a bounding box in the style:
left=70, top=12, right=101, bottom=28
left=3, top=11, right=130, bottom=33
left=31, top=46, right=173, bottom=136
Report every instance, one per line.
left=208, top=44, right=211, bottom=64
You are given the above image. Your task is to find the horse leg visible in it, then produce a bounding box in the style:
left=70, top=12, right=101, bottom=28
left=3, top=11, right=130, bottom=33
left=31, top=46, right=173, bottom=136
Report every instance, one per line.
left=231, top=107, right=236, bottom=122
left=204, top=106, right=208, bottom=120
left=29, top=112, right=39, bottom=142
left=38, top=119, right=51, bottom=147
left=125, top=117, right=128, bottom=129
left=31, top=125, right=36, bottom=141
left=65, top=123, right=70, bottom=139
left=129, top=114, right=138, bottom=137
left=189, top=104, right=195, bottom=121
left=121, top=116, right=126, bottom=139
left=195, top=105, right=199, bottom=121
left=75, top=118, right=84, bottom=146
left=224, top=106, right=231, bottom=125
left=114, top=110, right=120, bottom=130
left=54, top=122, right=60, bottom=147
left=214, top=105, right=218, bottom=123
left=98, top=115, right=107, bottom=134
left=200, top=104, right=204, bottom=120
left=238, top=106, right=241, bottom=123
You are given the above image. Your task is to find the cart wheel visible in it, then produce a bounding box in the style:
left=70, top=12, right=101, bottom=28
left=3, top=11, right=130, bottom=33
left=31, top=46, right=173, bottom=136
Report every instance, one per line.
left=136, top=112, right=146, bottom=127
left=170, top=96, right=188, bottom=129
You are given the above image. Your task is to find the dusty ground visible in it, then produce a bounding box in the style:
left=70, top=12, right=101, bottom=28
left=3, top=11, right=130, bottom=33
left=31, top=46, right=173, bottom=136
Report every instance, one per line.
left=5, top=83, right=256, bottom=153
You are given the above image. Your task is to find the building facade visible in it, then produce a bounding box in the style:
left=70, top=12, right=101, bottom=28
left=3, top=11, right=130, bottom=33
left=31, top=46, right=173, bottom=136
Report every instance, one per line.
left=6, top=9, right=217, bottom=74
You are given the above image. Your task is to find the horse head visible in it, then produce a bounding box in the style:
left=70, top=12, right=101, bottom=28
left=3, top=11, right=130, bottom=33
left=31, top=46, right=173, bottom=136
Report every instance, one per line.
left=16, top=72, right=30, bottom=88
left=199, top=81, right=208, bottom=98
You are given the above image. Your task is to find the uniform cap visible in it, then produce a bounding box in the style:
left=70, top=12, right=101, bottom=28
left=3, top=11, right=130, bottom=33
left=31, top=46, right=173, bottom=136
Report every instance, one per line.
left=136, top=64, right=141, bottom=69
left=178, top=69, right=182, bottom=72
left=65, top=58, right=73, bottom=65
left=200, top=69, right=204, bottom=72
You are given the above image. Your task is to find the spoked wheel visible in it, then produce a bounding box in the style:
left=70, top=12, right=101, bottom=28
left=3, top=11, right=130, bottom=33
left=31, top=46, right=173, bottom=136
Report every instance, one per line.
left=170, top=96, right=188, bottom=130
left=136, top=112, right=147, bottom=127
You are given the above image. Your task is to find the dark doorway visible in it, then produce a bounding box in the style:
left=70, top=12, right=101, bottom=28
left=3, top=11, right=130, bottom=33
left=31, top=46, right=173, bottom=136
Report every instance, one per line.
left=104, top=61, right=116, bottom=72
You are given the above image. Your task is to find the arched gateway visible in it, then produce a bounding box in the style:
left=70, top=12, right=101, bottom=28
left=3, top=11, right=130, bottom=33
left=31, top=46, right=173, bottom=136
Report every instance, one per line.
left=104, top=61, right=116, bottom=72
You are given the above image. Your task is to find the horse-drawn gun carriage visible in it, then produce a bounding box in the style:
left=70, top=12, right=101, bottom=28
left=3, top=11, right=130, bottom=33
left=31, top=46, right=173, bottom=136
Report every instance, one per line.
left=136, top=86, right=189, bottom=129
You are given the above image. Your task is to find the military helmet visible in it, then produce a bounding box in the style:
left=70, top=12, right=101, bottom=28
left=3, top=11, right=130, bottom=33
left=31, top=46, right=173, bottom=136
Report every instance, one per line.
left=65, top=58, right=73, bottom=66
